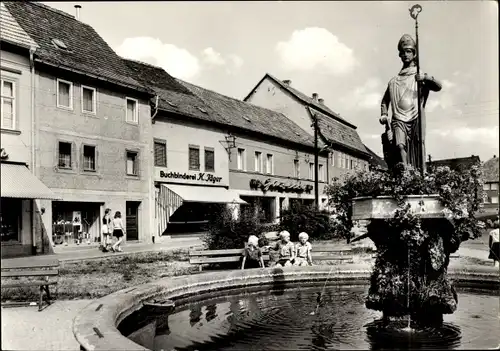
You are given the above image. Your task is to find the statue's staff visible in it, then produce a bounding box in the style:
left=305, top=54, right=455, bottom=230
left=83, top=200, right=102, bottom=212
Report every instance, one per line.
left=410, top=4, right=425, bottom=175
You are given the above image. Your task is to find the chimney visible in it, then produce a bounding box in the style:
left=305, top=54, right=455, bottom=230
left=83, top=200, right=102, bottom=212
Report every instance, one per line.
left=283, top=79, right=291, bottom=86
left=74, top=5, right=81, bottom=20
left=312, top=93, right=318, bottom=101
left=318, top=98, right=324, bottom=104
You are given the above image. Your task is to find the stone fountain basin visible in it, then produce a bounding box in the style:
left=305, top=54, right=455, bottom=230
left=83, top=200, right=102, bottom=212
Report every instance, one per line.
left=351, top=194, right=446, bottom=221
left=73, top=265, right=499, bottom=351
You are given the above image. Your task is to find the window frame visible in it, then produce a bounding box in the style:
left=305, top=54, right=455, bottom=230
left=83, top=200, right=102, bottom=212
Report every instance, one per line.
left=154, top=139, right=167, bottom=167
left=266, top=153, right=274, bottom=175
left=254, top=151, right=263, bottom=173
left=58, top=141, right=73, bottom=169
left=81, top=85, right=97, bottom=115
left=293, top=159, right=300, bottom=178
left=319, top=164, right=324, bottom=181
left=56, top=78, right=73, bottom=110
left=237, top=148, right=246, bottom=171
left=309, top=162, right=314, bottom=180
left=204, top=147, right=215, bottom=172
left=188, top=145, right=200, bottom=171
left=1, top=78, right=16, bottom=130
left=125, top=150, right=139, bottom=176
left=82, top=144, right=97, bottom=172
left=125, top=97, right=139, bottom=124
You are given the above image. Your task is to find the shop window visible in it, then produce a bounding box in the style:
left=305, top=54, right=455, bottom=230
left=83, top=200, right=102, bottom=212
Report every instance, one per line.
left=57, top=78, right=73, bottom=109
left=237, top=148, right=246, bottom=171
left=254, top=151, right=262, bottom=173
left=58, top=141, right=72, bottom=169
left=1, top=79, right=16, bottom=130
left=1, top=198, right=21, bottom=242
left=126, top=150, right=138, bottom=176
left=154, top=140, right=167, bottom=167
left=205, top=147, right=215, bottom=172
left=189, top=145, right=200, bottom=171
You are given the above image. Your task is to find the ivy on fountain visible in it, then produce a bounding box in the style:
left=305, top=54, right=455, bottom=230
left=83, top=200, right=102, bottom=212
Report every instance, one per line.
left=325, top=161, right=484, bottom=324
left=326, top=162, right=484, bottom=244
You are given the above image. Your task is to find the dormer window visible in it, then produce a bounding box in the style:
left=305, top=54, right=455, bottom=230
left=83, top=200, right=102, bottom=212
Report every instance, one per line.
left=52, top=38, right=68, bottom=51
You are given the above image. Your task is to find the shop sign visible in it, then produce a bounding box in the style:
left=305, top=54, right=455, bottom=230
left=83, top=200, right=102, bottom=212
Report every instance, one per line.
left=159, top=170, right=222, bottom=184
left=249, top=178, right=313, bottom=194
left=0, top=148, right=8, bottom=160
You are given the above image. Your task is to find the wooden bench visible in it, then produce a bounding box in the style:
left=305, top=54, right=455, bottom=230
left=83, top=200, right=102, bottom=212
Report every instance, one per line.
left=189, top=246, right=355, bottom=272
left=1, top=256, right=59, bottom=311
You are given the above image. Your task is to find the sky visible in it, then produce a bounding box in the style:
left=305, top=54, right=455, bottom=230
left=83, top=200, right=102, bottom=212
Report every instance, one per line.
left=44, top=1, right=499, bottom=162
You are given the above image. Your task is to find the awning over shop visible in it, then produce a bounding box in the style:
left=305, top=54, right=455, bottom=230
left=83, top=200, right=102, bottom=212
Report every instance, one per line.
left=161, top=184, right=247, bottom=204
left=1, top=163, right=62, bottom=200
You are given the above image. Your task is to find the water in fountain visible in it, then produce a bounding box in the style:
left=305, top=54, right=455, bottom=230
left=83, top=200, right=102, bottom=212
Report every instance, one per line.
left=119, top=283, right=500, bottom=350
left=310, top=266, right=335, bottom=316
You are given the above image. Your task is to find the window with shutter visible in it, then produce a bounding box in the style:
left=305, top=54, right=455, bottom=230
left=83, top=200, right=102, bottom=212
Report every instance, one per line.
left=189, top=146, right=200, bottom=171
left=154, top=141, right=167, bottom=167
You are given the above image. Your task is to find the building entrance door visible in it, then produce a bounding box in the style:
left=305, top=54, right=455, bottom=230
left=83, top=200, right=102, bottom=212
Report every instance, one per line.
left=126, top=201, right=140, bottom=240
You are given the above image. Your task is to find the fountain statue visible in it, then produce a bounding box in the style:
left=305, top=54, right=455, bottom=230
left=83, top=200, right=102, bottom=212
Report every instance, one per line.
left=350, top=4, right=474, bottom=328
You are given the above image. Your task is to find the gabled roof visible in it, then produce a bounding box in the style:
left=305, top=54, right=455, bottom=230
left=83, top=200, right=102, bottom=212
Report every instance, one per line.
left=123, top=59, right=225, bottom=124
left=177, top=80, right=320, bottom=148
left=427, top=155, right=481, bottom=171
left=244, top=73, right=356, bottom=129
left=482, top=156, right=499, bottom=182
left=0, top=2, right=38, bottom=49
left=3, top=2, right=146, bottom=92
left=308, top=108, right=369, bottom=156
left=364, top=145, right=388, bottom=170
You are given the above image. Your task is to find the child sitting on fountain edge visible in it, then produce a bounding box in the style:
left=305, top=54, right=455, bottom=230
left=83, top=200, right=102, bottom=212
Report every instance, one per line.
left=294, top=232, right=313, bottom=266
left=270, top=231, right=295, bottom=267
left=241, top=235, right=265, bottom=270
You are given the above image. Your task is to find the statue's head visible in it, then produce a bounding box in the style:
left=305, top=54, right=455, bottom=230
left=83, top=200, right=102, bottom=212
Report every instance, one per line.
left=398, top=34, right=417, bottom=64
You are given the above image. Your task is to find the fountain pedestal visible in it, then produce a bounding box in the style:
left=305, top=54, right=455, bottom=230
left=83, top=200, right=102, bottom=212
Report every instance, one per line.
left=352, top=195, right=461, bottom=327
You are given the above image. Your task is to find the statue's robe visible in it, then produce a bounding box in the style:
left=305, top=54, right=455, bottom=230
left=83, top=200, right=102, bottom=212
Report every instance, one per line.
left=381, top=66, right=442, bottom=170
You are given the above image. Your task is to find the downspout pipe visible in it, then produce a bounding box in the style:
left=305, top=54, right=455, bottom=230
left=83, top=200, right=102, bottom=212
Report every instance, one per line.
left=29, top=47, right=37, bottom=254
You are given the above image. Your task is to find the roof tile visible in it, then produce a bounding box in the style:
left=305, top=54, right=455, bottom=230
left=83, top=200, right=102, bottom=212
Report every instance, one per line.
left=0, top=2, right=38, bottom=48
left=3, top=2, right=145, bottom=91
left=263, top=74, right=355, bottom=128
left=179, top=79, right=318, bottom=148
left=313, top=109, right=368, bottom=155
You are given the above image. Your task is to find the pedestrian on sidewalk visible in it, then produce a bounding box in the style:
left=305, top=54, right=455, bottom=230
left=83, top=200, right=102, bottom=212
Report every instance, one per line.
left=111, top=211, right=126, bottom=252
left=488, top=220, right=499, bottom=268
left=100, top=208, right=112, bottom=252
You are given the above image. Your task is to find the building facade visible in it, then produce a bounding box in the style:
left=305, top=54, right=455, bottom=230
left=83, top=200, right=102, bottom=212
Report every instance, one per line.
left=4, top=2, right=155, bottom=246
left=243, top=74, right=372, bottom=179
left=179, top=79, right=330, bottom=224
left=1, top=2, right=60, bottom=258
left=125, top=59, right=244, bottom=236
